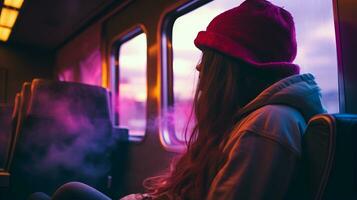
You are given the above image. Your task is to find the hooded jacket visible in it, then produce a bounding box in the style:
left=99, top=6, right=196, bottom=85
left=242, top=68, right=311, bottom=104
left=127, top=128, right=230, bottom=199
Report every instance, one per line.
left=207, top=73, right=326, bottom=200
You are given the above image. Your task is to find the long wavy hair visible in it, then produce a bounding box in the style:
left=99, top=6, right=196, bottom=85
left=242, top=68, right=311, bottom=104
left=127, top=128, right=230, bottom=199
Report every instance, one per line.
left=144, top=49, right=294, bottom=199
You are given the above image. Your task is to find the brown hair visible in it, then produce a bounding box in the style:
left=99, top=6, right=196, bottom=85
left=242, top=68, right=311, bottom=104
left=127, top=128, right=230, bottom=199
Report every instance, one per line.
left=144, top=49, right=294, bottom=199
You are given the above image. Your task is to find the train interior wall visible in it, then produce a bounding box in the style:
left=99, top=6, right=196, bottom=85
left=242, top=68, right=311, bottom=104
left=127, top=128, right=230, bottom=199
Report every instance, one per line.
left=0, top=44, right=54, bottom=105
left=55, top=21, right=102, bottom=86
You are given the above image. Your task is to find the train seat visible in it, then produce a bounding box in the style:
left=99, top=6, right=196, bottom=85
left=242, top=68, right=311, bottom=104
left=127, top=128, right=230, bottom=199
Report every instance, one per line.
left=3, top=82, right=31, bottom=172
left=302, top=114, right=357, bottom=200
left=9, top=79, right=127, bottom=200
left=0, top=91, right=25, bottom=198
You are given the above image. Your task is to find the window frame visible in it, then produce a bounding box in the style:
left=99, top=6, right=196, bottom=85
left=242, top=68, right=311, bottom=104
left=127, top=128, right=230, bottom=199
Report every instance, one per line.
left=160, top=0, right=213, bottom=151
left=332, top=0, right=345, bottom=113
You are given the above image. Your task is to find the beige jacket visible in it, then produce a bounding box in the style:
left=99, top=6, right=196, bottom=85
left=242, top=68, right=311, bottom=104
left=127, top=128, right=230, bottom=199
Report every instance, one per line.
left=207, top=73, right=326, bottom=200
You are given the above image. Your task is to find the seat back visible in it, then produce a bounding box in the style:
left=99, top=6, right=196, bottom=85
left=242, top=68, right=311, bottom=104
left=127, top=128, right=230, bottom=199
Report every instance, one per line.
left=302, top=114, right=357, bottom=200
left=10, top=79, right=117, bottom=199
left=0, top=94, right=21, bottom=199
left=4, top=82, right=31, bottom=171
left=29, top=79, right=112, bottom=120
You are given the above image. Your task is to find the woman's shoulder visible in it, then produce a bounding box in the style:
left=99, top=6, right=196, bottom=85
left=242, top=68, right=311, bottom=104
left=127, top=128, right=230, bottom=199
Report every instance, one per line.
left=230, top=104, right=306, bottom=155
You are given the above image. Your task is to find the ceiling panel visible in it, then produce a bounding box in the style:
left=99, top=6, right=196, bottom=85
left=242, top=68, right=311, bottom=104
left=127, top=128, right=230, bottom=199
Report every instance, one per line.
left=5, top=0, right=119, bottom=50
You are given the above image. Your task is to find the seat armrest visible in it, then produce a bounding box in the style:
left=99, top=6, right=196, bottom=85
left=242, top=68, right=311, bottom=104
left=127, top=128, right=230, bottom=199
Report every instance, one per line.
left=0, top=171, right=10, bottom=187
left=112, top=127, right=129, bottom=141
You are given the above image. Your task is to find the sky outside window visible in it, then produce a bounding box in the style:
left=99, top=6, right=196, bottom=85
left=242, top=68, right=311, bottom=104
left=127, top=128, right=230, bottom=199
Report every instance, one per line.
left=118, top=33, right=147, bottom=136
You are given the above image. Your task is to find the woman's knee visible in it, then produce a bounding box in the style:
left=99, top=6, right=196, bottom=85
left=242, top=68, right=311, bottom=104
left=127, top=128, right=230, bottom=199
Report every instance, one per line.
left=27, top=192, right=51, bottom=200
left=52, top=182, right=110, bottom=200
left=55, top=182, right=85, bottom=194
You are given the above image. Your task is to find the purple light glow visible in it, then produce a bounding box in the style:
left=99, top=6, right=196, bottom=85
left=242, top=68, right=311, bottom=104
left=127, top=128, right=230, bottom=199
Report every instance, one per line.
left=57, top=49, right=102, bottom=86
left=15, top=83, right=114, bottom=188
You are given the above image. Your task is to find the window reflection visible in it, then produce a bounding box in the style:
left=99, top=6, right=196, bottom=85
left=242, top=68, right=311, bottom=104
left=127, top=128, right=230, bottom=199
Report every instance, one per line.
left=171, top=0, right=339, bottom=142
left=118, top=33, right=147, bottom=136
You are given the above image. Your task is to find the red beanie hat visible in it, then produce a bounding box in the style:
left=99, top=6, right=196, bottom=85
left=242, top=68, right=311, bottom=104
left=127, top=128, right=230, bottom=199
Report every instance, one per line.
left=194, top=0, right=300, bottom=74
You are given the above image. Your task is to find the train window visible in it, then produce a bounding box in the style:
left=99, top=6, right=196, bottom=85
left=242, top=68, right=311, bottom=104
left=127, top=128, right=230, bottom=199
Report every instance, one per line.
left=271, top=0, right=339, bottom=113
left=160, top=0, right=244, bottom=148
left=117, top=33, right=147, bottom=137
left=165, top=0, right=339, bottom=145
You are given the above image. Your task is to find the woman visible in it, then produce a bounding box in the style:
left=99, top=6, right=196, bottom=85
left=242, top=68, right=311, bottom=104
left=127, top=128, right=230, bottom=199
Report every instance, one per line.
left=137, top=0, right=325, bottom=199
left=30, top=0, right=326, bottom=199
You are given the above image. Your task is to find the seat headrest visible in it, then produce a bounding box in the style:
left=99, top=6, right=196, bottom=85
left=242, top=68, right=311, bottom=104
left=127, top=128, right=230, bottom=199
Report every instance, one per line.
left=28, top=79, right=111, bottom=119
left=12, top=93, right=21, bottom=120
left=20, top=82, right=31, bottom=115
left=303, top=114, right=357, bottom=200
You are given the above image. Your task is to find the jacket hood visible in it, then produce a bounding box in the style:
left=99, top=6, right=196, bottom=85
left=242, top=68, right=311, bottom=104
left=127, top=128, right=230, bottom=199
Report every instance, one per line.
left=236, top=73, right=327, bottom=121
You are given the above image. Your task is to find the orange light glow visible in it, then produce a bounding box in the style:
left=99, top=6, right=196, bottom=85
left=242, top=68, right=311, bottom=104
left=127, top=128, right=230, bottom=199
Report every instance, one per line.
left=101, top=60, right=108, bottom=88
left=0, top=8, right=19, bottom=28
left=4, top=0, right=24, bottom=9
left=0, top=26, right=11, bottom=41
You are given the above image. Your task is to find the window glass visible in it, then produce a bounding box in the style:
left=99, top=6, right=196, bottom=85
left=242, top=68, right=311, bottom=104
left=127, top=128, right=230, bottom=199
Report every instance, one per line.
left=118, top=33, right=147, bottom=136
left=271, top=0, right=339, bottom=113
left=171, top=0, right=243, bottom=142
left=171, top=0, right=339, bottom=142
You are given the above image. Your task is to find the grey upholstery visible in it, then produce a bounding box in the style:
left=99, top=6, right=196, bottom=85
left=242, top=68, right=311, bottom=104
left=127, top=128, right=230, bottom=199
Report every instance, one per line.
left=302, top=114, right=357, bottom=200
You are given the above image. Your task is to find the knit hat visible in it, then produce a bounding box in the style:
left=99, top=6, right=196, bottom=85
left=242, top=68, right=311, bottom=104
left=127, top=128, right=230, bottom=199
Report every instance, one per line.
left=194, top=0, right=300, bottom=74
